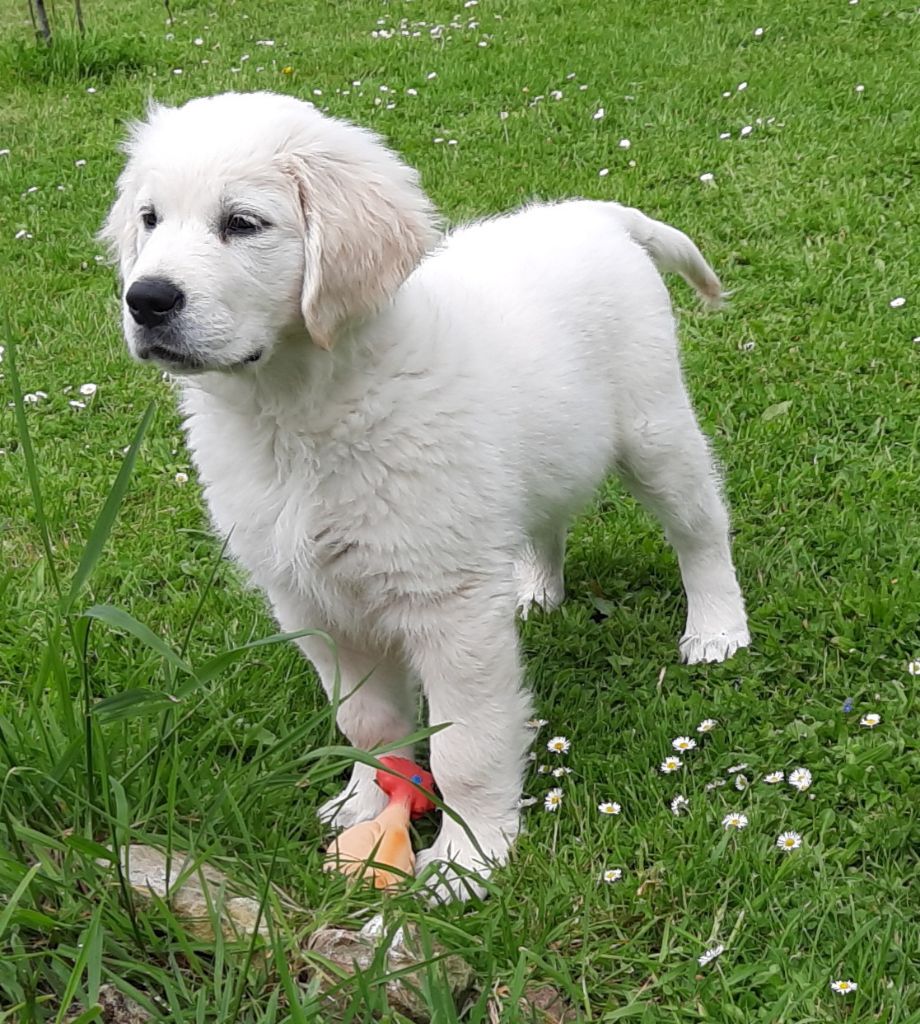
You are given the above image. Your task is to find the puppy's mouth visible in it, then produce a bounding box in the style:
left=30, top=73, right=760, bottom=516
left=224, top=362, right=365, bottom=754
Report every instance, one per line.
left=134, top=340, right=264, bottom=374
left=141, top=343, right=204, bottom=372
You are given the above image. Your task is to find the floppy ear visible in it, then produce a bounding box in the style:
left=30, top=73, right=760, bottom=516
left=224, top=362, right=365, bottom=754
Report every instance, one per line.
left=98, top=103, right=166, bottom=284
left=98, top=173, right=140, bottom=285
left=283, top=141, right=440, bottom=349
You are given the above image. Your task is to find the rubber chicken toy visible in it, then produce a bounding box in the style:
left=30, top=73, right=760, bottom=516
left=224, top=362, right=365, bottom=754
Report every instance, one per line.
left=324, top=756, right=436, bottom=889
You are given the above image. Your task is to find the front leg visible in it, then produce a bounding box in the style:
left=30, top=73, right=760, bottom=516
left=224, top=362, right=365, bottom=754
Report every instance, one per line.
left=403, top=582, right=532, bottom=901
left=302, top=637, right=419, bottom=829
left=272, top=594, right=418, bottom=829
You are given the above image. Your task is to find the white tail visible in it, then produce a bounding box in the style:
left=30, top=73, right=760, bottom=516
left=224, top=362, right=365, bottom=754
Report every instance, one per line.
left=611, top=204, right=725, bottom=309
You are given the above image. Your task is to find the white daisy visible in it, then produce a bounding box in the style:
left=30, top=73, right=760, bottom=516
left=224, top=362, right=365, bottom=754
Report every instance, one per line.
left=696, top=719, right=718, bottom=733
left=889, top=297, right=906, bottom=308
left=536, top=764, right=550, bottom=774
left=670, top=794, right=689, bottom=816
left=763, top=771, right=785, bottom=784
left=552, top=766, right=573, bottom=777
left=547, top=736, right=570, bottom=754
left=859, top=713, right=881, bottom=728
left=544, top=787, right=563, bottom=812
left=705, top=778, right=726, bottom=791
left=727, top=763, right=748, bottom=774
left=602, top=868, right=622, bottom=883
left=592, top=108, right=605, bottom=120
left=908, top=659, right=920, bottom=676
left=733, top=774, right=749, bottom=791
left=526, top=718, right=549, bottom=729
left=660, top=756, right=682, bottom=774
left=788, top=767, right=812, bottom=791
left=722, top=813, right=748, bottom=830
left=699, top=172, right=715, bottom=183
left=776, top=830, right=802, bottom=851
left=697, top=944, right=724, bottom=966
left=617, top=138, right=631, bottom=149
left=672, top=736, right=697, bottom=752
left=830, top=980, right=858, bottom=995
left=598, top=801, right=621, bottom=816
left=78, top=382, right=97, bottom=397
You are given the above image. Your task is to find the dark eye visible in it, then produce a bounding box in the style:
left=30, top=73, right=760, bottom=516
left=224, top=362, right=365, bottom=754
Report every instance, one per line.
left=141, top=209, right=158, bottom=230
left=224, top=214, right=266, bottom=237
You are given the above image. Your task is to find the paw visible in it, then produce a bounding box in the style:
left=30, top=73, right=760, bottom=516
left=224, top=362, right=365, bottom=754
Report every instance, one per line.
left=414, top=821, right=514, bottom=903
left=414, top=842, right=492, bottom=903
left=318, top=775, right=387, bottom=830
left=680, top=625, right=751, bottom=665
left=515, top=559, right=565, bottom=621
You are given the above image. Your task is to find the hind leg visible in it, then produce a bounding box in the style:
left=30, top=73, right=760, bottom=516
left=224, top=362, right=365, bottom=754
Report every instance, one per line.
left=616, top=399, right=750, bottom=664
left=515, top=526, right=567, bottom=620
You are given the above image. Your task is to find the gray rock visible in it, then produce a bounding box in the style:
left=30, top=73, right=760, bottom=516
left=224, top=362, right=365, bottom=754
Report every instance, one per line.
left=306, top=914, right=473, bottom=1021
left=64, top=984, right=151, bottom=1023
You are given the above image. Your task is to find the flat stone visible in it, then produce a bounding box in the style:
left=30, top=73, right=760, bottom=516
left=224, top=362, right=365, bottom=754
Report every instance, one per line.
left=99, top=844, right=269, bottom=943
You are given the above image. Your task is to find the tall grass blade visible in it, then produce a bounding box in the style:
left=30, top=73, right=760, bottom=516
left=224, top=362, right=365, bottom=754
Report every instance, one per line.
left=0, top=863, right=41, bottom=941
left=3, top=322, right=62, bottom=600
left=62, top=402, right=156, bottom=615
left=193, top=628, right=336, bottom=685
left=82, top=605, right=193, bottom=677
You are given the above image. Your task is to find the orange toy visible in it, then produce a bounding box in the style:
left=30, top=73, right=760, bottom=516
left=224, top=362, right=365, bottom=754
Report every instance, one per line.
left=324, top=756, right=436, bottom=889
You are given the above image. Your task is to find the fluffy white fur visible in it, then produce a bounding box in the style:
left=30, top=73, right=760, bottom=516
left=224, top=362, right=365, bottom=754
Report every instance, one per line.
left=102, top=91, right=750, bottom=901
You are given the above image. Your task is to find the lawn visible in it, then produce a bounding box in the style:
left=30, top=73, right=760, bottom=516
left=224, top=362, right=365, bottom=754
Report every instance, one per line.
left=1, top=0, right=919, bottom=1020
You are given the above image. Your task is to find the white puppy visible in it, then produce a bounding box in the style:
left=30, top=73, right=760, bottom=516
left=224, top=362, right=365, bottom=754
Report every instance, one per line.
left=102, top=91, right=749, bottom=900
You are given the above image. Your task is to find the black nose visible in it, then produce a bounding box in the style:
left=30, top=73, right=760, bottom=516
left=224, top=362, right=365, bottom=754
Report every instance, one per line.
left=126, top=277, right=185, bottom=327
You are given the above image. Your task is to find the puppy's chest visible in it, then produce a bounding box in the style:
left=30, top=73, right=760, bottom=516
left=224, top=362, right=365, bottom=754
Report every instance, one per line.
left=188, top=409, right=427, bottom=602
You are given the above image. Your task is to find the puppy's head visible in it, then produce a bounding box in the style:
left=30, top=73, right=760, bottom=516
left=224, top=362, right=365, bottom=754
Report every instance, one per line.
left=100, top=91, right=440, bottom=373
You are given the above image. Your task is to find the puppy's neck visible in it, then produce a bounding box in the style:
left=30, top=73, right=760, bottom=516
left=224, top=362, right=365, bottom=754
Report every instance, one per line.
left=182, top=323, right=373, bottom=426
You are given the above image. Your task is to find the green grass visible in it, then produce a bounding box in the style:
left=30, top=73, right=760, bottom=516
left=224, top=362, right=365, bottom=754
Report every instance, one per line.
left=1, top=0, right=919, bottom=1020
